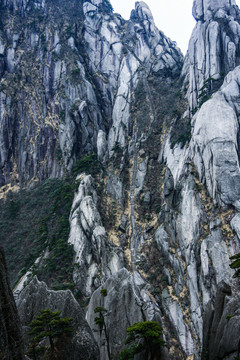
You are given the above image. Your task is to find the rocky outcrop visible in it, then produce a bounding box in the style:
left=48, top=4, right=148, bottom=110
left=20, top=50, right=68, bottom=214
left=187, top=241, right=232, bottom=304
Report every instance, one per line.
left=68, top=174, right=124, bottom=296
left=16, top=276, right=100, bottom=360
left=0, top=0, right=183, bottom=189
left=202, top=281, right=240, bottom=360
left=190, top=66, right=240, bottom=208
left=0, top=246, right=24, bottom=360
left=86, top=268, right=167, bottom=360
left=182, top=0, right=240, bottom=110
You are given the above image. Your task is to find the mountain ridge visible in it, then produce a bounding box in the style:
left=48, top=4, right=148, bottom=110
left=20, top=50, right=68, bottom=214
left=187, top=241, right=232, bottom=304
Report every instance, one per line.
left=0, top=0, right=240, bottom=359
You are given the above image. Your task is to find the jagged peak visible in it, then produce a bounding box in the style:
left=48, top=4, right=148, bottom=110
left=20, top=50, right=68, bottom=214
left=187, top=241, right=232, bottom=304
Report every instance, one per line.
left=135, top=1, right=154, bottom=19
left=193, top=0, right=237, bottom=20
left=3, top=0, right=46, bottom=13
left=130, top=1, right=155, bottom=23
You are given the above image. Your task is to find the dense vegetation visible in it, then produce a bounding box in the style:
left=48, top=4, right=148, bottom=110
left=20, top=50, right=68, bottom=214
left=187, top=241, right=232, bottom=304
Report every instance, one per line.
left=0, top=154, right=101, bottom=290
left=0, top=179, right=76, bottom=289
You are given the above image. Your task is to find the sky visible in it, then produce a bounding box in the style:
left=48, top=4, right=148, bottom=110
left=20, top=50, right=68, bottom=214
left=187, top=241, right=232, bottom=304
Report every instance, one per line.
left=110, top=0, right=196, bottom=54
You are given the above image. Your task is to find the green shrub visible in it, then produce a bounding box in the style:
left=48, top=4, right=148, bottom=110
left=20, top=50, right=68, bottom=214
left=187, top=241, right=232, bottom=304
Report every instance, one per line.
left=120, top=321, right=165, bottom=359
left=28, top=308, right=73, bottom=356
left=230, top=252, right=240, bottom=277
left=170, top=116, right=191, bottom=149
left=73, top=153, right=101, bottom=176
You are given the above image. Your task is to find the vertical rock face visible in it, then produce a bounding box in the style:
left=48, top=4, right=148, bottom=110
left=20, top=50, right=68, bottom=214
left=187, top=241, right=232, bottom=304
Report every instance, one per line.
left=159, top=0, right=240, bottom=358
left=68, top=174, right=124, bottom=296
left=0, top=246, right=24, bottom=360
left=202, top=281, right=240, bottom=360
left=183, top=0, right=240, bottom=109
left=0, top=0, right=182, bottom=189
left=2, top=0, right=240, bottom=359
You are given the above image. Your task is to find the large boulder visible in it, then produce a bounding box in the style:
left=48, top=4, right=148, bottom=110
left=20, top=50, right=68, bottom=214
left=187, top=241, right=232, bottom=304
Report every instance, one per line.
left=16, top=276, right=99, bottom=360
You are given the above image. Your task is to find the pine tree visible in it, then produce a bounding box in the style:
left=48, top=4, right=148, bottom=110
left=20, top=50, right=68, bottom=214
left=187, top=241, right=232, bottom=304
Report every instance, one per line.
left=230, top=252, right=240, bottom=277
left=119, top=321, right=165, bottom=360
left=94, top=289, right=111, bottom=360
left=28, top=308, right=73, bottom=357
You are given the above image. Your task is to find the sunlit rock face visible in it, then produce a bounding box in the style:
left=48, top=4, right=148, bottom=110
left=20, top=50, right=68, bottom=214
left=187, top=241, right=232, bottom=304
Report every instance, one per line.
left=183, top=0, right=240, bottom=110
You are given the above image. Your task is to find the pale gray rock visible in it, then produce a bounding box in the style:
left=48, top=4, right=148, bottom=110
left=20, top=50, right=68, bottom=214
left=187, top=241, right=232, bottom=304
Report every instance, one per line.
left=16, top=276, right=100, bottom=360
left=193, top=0, right=236, bottom=21
left=162, top=288, right=195, bottom=356
left=183, top=0, right=240, bottom=110
left=164, top=168, right=174, bottom=197
left=119, top=214, right=128, bottom=232
left=143, top=190, right=151, bottom=203
left=106, top=173, right=123, bottom=204
left=0, top=38, right=5, bottom=55
left=87, top=268, right=164, bottom=360
left=176, top=175, right=201, bottom=262
left=202, top=281, right=240, bottom=360
left=231, top=213, right=240, bottom=240
left=162, top=137, right=189, bottom=186
left=69, top=174, right=123, bottom=296
left=155, top=225, right=170, bottom=256
left=106, top=1, right=183, bottom=154
left=0, top=0, right=183, bottom=187
left=191, top=93, right=240, bottom=207
left=97, top=130, right=108, bottom=163
left=6, top=48, right=15, bottom=72
left=135, top=156, right=148, bottom=197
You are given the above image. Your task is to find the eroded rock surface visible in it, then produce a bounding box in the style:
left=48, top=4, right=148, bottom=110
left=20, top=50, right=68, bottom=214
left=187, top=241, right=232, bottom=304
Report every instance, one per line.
left=68, top=174, right=124, bottom=296
left=0, top=246, right=24, bottom=360
left=202, top=281, right=240, bottom=360
left=86, top=268, right=167, bottom=359
left=16, top=276, right=100, bottom=360
left=1, top=0, right=240, bottom=359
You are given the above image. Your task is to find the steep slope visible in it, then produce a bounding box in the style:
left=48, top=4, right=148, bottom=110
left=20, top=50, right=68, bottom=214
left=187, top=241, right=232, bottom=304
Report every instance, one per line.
left=159, top=0, right=240, bottom=357
left=0, top=0, right=182, bottom=190
left=1, top=0, right=240, bottom=359
left=0, top=246, right=24, bottom=360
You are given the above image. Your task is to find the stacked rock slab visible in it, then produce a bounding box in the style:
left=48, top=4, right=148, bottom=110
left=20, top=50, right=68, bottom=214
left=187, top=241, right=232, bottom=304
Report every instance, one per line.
left=182, top=0, right=240, bottom=110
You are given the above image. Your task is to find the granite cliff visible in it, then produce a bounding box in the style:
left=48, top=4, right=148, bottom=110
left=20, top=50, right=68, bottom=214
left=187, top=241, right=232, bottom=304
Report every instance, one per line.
left=0, top=0, right=240, bottom=359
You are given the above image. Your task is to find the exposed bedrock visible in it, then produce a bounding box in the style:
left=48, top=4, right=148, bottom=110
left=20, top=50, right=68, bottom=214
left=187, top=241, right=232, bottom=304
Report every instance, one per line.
left=0, top=246, right=25, bottom=360
left=16, top=276, right=100, bottom=360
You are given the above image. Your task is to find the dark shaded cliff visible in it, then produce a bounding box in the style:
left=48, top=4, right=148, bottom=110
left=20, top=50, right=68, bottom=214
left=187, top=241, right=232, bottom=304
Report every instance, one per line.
left=0, top=246, right=24, bottom=360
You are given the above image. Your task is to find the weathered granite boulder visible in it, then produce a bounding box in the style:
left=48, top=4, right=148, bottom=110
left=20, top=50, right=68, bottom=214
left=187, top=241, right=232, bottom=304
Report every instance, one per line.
left=16, top=276, right=100, bottom=360
left=86, top=268, right=167, bottom=359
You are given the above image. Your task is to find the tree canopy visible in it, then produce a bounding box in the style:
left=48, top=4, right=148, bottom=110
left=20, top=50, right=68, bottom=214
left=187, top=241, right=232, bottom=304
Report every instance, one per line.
left=28, top=308, right=73, bottom=358
left=119, top=320, right=165, bottom=360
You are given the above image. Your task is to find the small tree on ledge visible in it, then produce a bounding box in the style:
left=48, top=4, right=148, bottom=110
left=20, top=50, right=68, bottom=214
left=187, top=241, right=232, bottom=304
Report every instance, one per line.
left=119, top=321, right=165, bottom=360
left=230, top=252, right=240, bottom=277
left=28, top=308, right=73, bottom=359
left=94, top=288, right=111, bottom=360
